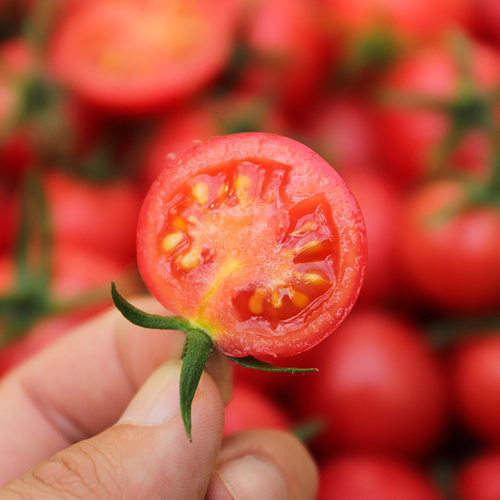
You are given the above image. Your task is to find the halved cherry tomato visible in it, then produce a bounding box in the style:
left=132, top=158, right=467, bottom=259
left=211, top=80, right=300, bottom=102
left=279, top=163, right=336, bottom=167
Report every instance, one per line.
left=137, top=132, right=367, bottom=357
left=48, top=0, right=239, bottom=115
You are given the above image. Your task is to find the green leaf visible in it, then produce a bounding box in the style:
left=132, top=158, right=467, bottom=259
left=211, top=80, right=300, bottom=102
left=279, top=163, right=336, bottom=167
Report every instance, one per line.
left=227, top=355, right=318, bottom=373
left=111, top=283, right=191, bottom=332
left=180, top=328, right=214, bottom=440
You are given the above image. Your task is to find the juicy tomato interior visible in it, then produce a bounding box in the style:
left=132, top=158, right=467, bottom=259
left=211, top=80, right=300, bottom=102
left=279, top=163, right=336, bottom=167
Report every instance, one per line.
left=157, top=158, right=339, bottom=330
left=138, top=133, right=367, bottom=357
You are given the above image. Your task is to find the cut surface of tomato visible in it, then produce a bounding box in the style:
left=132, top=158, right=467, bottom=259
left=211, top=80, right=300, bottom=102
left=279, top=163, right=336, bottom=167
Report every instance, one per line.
left=137, top=133, right=367, bottom=357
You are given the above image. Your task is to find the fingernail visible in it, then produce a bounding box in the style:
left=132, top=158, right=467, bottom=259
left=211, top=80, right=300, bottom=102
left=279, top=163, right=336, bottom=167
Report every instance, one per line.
left=117, top=361, right=181, bottom=426
left=215, top=455, right=287, bottom=500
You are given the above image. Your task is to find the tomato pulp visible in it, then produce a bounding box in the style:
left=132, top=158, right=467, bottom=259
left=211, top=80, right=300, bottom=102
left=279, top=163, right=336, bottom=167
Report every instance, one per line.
left=137, top=133, right=367, bottom=357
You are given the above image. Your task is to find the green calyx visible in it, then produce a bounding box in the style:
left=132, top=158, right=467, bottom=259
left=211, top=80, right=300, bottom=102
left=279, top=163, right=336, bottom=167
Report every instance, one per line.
left=111, top=283, right=318, bottom=440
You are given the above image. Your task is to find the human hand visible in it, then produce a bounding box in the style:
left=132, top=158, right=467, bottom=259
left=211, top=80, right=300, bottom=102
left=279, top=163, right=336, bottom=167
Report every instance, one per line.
left=0, top=296, right=318, bottom=499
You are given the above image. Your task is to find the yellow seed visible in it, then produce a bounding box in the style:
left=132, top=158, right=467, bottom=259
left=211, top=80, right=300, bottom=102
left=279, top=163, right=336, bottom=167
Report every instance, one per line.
left=192, top=182, right=209, bottom=204
left=298, top=240, right=322, bottom=254
left=271, top=291, right=282, bottom=308
left=172, top=218, right=188, bottom=230
left=187, top=215, right=198, bottom=224
left=290, top=221, right=317, bottom=236
left=291, top=289, right=310, bottom=309
left=235, top=174, right=252, bottom=192
left=179, top=248, right=201, bottom=270
left=249, top=290, right=264, bottom=315
left=302, top=272, right=327, bottom=285
left=162, top=231, right=184, bottom=252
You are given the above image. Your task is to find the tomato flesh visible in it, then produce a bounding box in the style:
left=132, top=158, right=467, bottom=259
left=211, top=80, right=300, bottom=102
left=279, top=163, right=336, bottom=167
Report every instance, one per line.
left=138, top=133, right=366, bottom=356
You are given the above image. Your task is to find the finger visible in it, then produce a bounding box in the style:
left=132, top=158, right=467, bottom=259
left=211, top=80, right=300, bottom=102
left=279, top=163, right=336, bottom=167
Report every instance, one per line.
left=206, top=429, right=319, bottom=500
left=0, top=296, right=232, bottom=484
left=2, top=361, right=226, bottom=499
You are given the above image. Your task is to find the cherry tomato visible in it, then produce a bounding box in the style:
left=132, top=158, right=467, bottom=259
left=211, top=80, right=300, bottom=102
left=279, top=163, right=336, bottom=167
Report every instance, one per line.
left=317, top=455, right=444, bottom=500
left=293, top=309, right=448, bottom=459
left=137, top=132, right=367, bottom=357
left=373, top=39, right=500, bottom=188
left=42, top=171, right=143, bottom=267
left=457, top=451, right=500, bottom=500
left=396, top=179, right=500, bottom=314
left=224, top=382, right=292, bottom=437
left=48, top=0, right=239, bottom=115
left=471, top=0, right=500, bottom=47
left=450, top=331, right=500, bottom=445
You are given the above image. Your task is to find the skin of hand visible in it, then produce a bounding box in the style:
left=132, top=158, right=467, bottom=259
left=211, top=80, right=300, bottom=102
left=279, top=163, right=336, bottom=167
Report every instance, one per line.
left=0, top=296, right=318, bottom=499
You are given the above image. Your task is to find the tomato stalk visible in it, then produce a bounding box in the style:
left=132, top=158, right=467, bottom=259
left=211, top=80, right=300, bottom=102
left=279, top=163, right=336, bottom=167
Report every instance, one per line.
left=111, top=282, right=317, bottom=440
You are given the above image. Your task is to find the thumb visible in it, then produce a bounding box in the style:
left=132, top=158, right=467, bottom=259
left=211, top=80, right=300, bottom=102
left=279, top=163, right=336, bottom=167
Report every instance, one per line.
left=2, top=361, right=226, bottom=499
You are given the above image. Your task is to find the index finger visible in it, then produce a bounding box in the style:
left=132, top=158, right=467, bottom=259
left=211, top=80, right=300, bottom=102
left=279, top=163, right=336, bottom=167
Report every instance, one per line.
left=0, top=295, right=232, bottom=484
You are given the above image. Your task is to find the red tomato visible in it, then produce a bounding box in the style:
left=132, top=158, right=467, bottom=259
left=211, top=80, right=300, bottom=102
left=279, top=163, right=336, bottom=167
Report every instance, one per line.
left=342, top=170, right=401, bottom=304
left=293, top=309, right=448, bottom=459
left=471, top=0, right=500, bottom=47
left=457, top=452, right=500, bottom=500
left=373, top=39, right=500, bottom=188
left=323, top=0, right=470, bottom=47
left=224, top=382, right=292, bottom=437
left=317, top=455, right=444, bottom=500
left=48, top=0, right=239, bottom=115
left=137, top=132, right=367, bottom=357
left=42, top=171, right=143, bottom=267
left=450, top=331, right=500, bottom=445
left=396, top=179, right=500, bottom=314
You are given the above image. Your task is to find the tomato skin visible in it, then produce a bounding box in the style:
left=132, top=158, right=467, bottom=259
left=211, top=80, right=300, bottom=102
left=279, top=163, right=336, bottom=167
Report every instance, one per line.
left=137, top=132, right=367, bottom=357
left=317, top=455, right=444, bottom=500
left=48, top=0, right=239, bottom=115
left=223, top=382, right=292, bottom=437
left=293, top=309, right=448, bottom=459
left=396, top=179, right=500, bottom=314
left=450, top=332, right=500, bottom=445
left=457, top=452, right=500, bottom=500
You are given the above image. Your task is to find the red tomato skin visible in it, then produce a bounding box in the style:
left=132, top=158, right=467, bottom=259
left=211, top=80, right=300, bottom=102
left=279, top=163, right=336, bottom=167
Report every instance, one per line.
left=373, top=40, right=500, bottom=188
left=42, top=171, right=143, bottom=267
left=48, top=0, right=239, bottom=115
left=223, top=382, right=292, bottom=437
left=317, top=455, right=444, bottom=500
left=471, top=0, right=500, bottom=46
left=294, top=309, right=448, bottom=459
left=457, top=452, right=500, bottom=500
left=137, top=132, right=367, bottom=357
left=396, top=179, right=500, bottom=314
left=450, top=332, right=500, bottom=445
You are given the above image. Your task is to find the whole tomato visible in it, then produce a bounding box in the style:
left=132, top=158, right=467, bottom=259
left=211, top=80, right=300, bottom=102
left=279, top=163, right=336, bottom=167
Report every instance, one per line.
left=450, top=331, right=500, bottom=445
left=317, top=455, right=445, bottom=500
left=224, top=381, right=292, bottom=437
left=396, top=178, right=500, bottom=314
left=293, top=308, right=449, bottom=459
left=42, top=170, right=143, bottom=267
left=457, top=451, right=500, bottom=500
left=373, top=38, right=500, bottom=188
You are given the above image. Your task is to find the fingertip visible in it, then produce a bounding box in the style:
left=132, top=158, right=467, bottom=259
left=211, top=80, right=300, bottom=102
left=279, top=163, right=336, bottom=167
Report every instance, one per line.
left=207, top=430, right=319, bottom=500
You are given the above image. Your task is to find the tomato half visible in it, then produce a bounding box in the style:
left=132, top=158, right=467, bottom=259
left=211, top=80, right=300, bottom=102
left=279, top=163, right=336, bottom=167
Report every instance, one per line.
left=137, top=132, right=367, bottom=357
left=48, top=0, right=239, bottom=115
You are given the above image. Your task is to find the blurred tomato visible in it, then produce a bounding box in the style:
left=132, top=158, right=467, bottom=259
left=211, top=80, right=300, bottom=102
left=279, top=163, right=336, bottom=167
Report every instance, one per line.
left=48, top=0, right=239, bottom=115
left=42, top=171, right=142, bottom=267
left=397, top=179, right=500, bottom=314
left=342, top=169, right=400, bottom=304
left=457, top=451, right=500, bottom=500
left=317, top=455, right=444, bottom=500
left=471, top=0, right=500, bottom=47
left=224, top=382, right=292, bottom=437
left=293, top=309, right=449, bottom=459
left=450, top=331, right=500, bottom=445
left=373, top=38, right=500, bottom=188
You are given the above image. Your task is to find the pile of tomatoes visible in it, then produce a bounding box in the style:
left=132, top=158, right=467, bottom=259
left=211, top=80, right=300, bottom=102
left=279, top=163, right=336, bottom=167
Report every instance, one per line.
left=0, top=0, right=500, bottom=498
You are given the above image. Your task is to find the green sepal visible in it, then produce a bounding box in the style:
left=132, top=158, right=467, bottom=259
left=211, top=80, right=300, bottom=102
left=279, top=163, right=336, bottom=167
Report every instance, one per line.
left=180, top=329, right=215, bottom=441
left=111, top=283, right=191, bottom=332
left=227, top=355, right=318, bottom=374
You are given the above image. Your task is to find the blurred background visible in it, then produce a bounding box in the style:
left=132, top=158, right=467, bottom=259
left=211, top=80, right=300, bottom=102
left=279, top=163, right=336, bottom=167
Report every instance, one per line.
left=0, top=0, right=499, bottom=498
